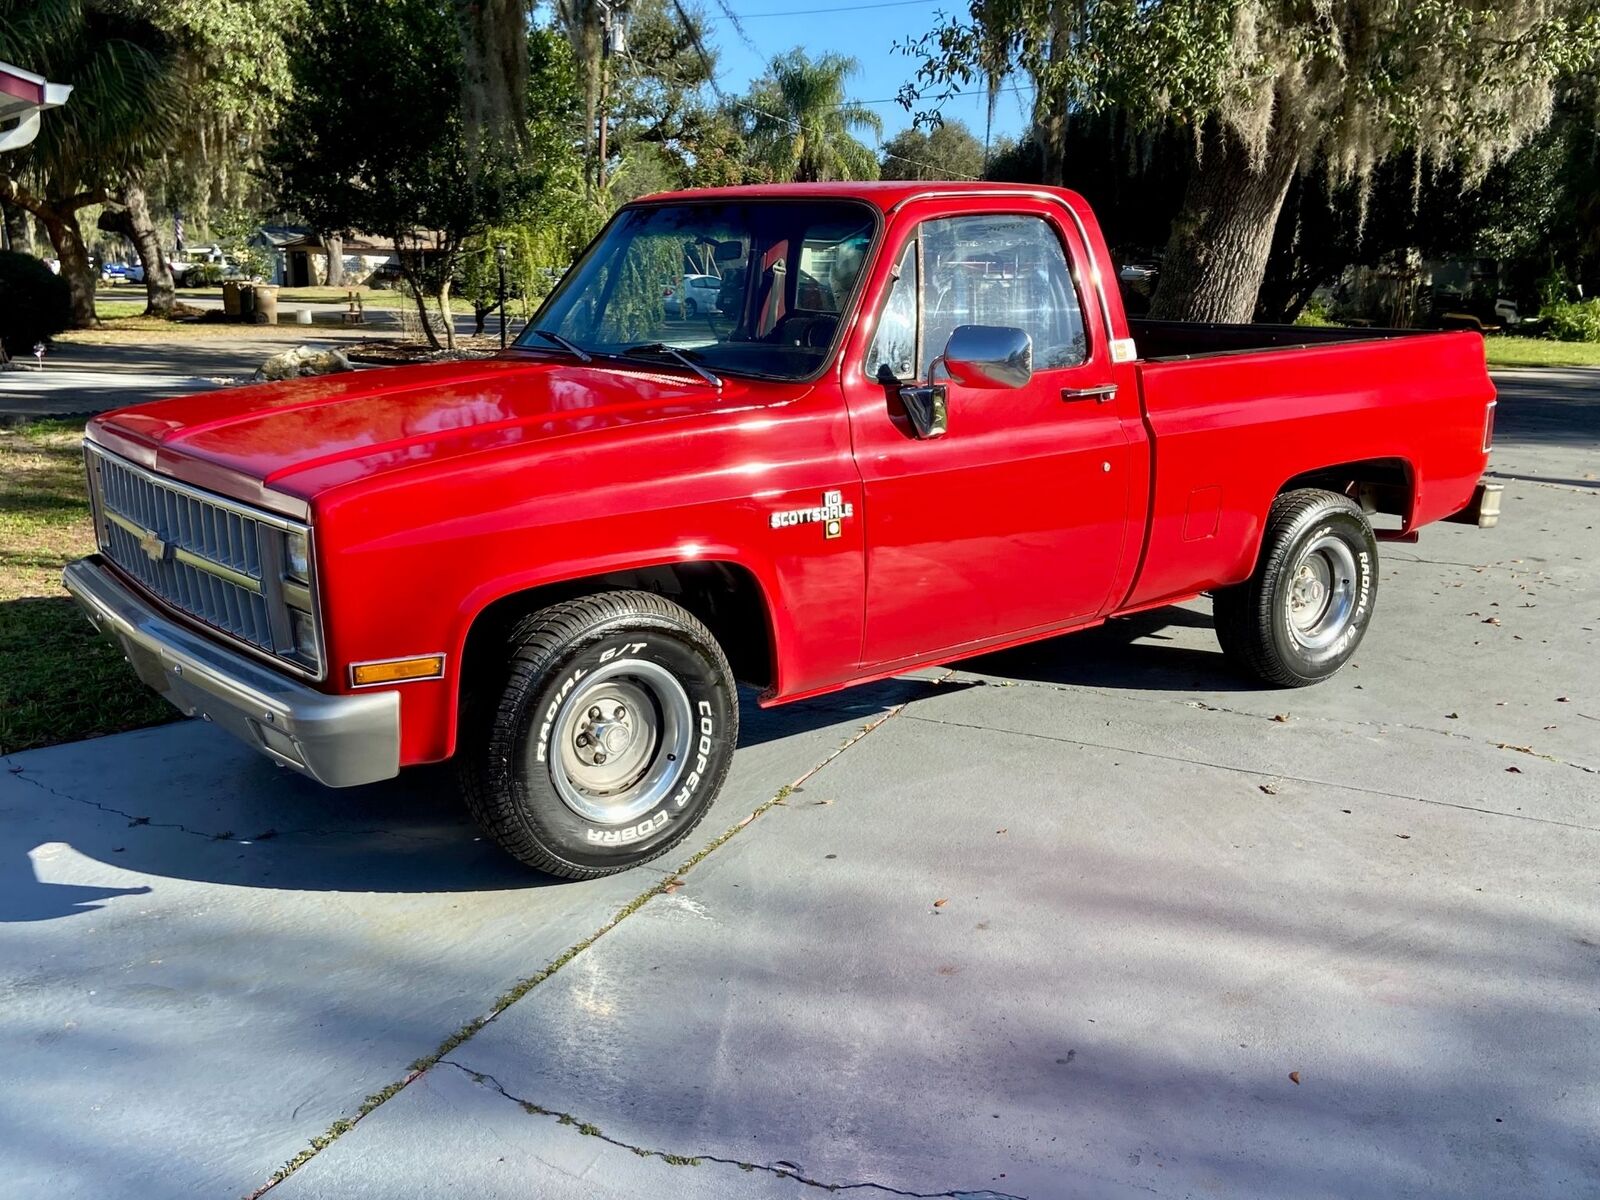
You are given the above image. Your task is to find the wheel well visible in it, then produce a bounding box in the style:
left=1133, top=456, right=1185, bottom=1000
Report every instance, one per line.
left=459, top=561, right=776, bottom=702
left=1279, top=458, right=1414, bottom=524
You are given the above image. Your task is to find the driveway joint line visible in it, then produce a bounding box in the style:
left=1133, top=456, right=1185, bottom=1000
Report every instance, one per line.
left=942, top=678, right=1599, bottom=776
left=247, top=695, right=912, bottom=1196
left=898, top=712, right=1600, bottom=834
left=441, top=1060, right=1028, bottom=1200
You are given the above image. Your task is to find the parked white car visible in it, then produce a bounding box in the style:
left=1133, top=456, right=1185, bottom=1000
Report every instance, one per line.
left=664, top=273, right=721, bottom=319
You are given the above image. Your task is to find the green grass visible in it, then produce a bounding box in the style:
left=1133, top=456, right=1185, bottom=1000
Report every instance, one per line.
left=93, top=300, right=151, bottom=319
left=174, top=284, right=477, bottom=314
left=1482, top=336, right=1600, bottom=368
left=0, top=419, right=175, bottom=755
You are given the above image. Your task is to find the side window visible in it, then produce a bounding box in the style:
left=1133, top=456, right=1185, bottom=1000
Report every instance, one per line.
left=865, top=240, right=918, bottom=382
left=919, top=213, right=1088, bottom=377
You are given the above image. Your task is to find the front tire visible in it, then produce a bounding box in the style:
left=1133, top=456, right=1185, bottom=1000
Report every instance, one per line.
left=1213, top=489, right=1378, bottom=687
left=459, top=591, right=738, bottom=878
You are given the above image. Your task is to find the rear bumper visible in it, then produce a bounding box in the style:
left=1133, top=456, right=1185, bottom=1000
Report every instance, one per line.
left=1444, top=480, right=1504, bottom=529
left=62, top=557, right=399, bottom=787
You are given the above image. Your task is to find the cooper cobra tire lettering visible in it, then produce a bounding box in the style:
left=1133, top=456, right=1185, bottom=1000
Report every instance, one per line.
left=673, top=700, right=717, bottom=808
left=586, top=810, right=670, bottom=844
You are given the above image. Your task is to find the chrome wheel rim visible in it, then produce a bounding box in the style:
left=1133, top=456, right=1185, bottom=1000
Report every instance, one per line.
left=550, top=659, right=692, bottom=825
left=1287, top=534, right=1358, bottom=651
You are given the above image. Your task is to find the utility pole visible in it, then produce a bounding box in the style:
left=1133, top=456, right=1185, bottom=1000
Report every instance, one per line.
left=595, top=0, right=627, bottom=196
left=495, top=241, right=509, bottom=350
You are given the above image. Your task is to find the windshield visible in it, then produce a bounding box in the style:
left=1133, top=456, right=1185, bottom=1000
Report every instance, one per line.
left=520, top=200, right=877, bottom=382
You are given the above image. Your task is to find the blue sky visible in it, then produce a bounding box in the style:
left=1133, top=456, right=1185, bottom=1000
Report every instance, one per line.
left=691, top=0, right=1032, bottom=149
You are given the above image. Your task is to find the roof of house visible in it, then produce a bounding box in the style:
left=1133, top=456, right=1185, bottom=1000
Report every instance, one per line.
left=254, top=225, right=440, bottom=254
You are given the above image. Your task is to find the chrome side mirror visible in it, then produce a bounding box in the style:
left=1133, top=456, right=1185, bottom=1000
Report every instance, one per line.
left=942, top=324, right=1032, bottom=389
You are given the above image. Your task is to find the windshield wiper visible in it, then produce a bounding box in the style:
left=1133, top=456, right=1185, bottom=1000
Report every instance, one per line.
left=527, top=328, right=593, bottom=362
left=619, top=343, right=722, bottom=389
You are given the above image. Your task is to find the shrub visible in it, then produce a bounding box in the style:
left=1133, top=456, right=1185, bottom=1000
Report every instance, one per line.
left=181, top=263, right=225, bottom=287
left=1542, top=298, right=1600, bottom=343
left=0, top=251, right=72, bottom=356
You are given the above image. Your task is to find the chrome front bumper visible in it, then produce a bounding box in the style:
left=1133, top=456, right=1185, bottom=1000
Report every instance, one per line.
left=63, top=557, right=399, bottom=787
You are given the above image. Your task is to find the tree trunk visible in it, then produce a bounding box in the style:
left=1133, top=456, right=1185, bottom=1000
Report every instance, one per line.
left=1, top=197, right=27, bottom=254
left=42, top=210, right=100, bottom=329
left=394, top=241, right=442, bottom=352
left=324, top=233, right=345, bottom=287
left=436, top=271, right=456, bottom=352
left=1148, top=121, right=1302, bottom=324
left=113, top=182, right=175, bottom=318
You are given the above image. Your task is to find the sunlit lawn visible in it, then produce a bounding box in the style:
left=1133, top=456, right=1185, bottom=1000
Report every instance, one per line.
left=1482, top=336, right=1600, bottom=369
left=0, top=419, right=175, bottom=754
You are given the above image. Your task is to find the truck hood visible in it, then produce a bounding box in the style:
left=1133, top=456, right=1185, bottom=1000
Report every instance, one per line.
left=89, top=354, right=774, bottom=515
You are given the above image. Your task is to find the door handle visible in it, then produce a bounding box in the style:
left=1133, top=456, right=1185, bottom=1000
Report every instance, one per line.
left=1061, top=385, right=1117, bottom=403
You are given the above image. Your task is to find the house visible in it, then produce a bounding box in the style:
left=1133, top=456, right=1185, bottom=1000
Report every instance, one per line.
left=252, top=226, right=445, bottom=288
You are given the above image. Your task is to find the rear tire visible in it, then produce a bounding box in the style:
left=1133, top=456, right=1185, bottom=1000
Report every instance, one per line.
left=1213, top=488, right=1378, bottom=687
left=459, top=591, right=738, bottom=878
left=684, top=298, right=699, bottom=318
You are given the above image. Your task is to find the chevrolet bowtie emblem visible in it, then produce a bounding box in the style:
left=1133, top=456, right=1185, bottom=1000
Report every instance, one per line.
left=137, top=528, right=168, bottom=562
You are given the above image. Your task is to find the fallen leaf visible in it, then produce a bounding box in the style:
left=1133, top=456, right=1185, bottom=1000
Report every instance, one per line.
left=995, top=827, right=1008, bottom=835
left=1483, top=617, right=1501, bottom=626
left=1271, top=713, right=1290, bottom=723
left=1396, top=833, right=1412, bottom=839
left=1289, top=1071, right=1301, bottom=1085
left=814, top=798, right=833, bottom=806
left=933, top=897, right=949, bottom=907
left=1445, top=712, right=1460, bottom=719
left=663, top=878, right=684, bottom=893
left=1557, top=696, right=1571, bottom=703
left=1505, top=766, right=1522, bottom=774
left=1259, top=784, right=1278, bottom=795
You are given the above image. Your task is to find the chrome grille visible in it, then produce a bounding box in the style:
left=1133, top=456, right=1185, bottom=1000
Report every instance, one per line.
left=85, top=444, right=322, bottom=676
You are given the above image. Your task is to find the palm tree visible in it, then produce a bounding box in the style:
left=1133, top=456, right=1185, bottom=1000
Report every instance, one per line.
left=0, top=0, right=181, bottom=327
left=746, top=49, right=881, bottom=183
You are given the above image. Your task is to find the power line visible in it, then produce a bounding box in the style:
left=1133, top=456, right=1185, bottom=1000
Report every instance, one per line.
left=712, top=0, right=938, bottom=17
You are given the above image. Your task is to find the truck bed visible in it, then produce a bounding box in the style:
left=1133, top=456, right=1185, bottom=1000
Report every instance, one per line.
left=1118, top=324, right=1495, bottom=612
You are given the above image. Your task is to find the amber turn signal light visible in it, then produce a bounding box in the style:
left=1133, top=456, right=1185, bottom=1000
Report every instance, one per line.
left=350, top=655, right=445, bottom=687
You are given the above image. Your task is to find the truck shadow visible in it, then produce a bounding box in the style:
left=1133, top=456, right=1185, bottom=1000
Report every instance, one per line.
left=950, top=603, right=1253, bottom=693
left=0, top=677, right=948, bottom=903
left=2, top=609, right=1241, bottom=903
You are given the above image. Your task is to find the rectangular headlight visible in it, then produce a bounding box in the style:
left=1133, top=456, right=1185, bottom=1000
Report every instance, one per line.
left=290, top=609, right=320, bottom=669
left=284, top=530, right=310, bottom=582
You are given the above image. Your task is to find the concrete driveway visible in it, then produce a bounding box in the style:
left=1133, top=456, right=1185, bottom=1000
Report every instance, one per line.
left=2, top=370, right=1596, bottom=1199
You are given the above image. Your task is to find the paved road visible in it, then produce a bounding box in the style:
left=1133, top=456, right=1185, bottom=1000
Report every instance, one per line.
left=1, top=369, right=1596, bottom=1198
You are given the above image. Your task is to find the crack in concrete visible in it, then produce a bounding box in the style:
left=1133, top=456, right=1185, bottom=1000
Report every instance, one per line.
left=248, top=696, right=917, bottom=1196
left=899, top=711, right=1600, bottom=835
left=442, top=1061, right=1026, bottom=1200
left=945, top=678, right=1600, bottom=777
left=1383, top=553, right=1534, bottom=571
left=4, top=761, right=229, bottom=841
left=3, top=761, right=449, bottom=843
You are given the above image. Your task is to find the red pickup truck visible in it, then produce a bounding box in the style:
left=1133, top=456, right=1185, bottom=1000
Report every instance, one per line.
left=66, top=182, right=1501, bottom=877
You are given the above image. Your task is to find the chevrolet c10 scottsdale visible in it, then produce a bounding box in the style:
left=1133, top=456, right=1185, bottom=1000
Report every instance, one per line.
left=65, top=181, right=1502, bottom=877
